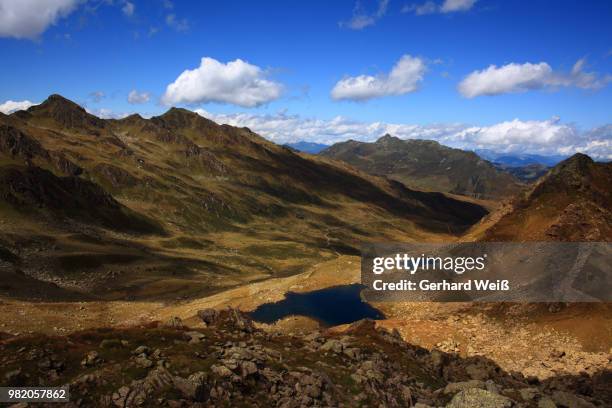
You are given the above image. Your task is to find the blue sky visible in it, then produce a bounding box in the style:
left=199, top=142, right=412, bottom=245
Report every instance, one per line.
left=0, top=0, right=611, bottom=158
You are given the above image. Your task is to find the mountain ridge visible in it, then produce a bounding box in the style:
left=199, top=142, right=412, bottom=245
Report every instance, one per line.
left=0, top=94, right=487, bottom=301
left=320, top=134, right=523, bottom=199
left=482, top=153, right=612, bottom=241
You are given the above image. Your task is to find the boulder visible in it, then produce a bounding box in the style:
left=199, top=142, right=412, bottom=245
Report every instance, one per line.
left=173, top=372, right=209, bottom=401
left=446, top=388, right=513, bottom=408
left=197, top=309, right=219, bottom=325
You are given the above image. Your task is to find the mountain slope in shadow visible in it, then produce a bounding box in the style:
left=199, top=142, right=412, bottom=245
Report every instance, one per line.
left=483, top=153, right=612, bottom=241
left=0, top=95, right=487, bottom=301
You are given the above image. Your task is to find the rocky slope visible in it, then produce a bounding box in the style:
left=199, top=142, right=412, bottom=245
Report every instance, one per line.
left=320, top=135, right=523, bottom=199
left=0, top=95, right=487, bottom=301
left=1, top=309, right=609, bottom=408
left=483, top=153, right=612, bottom=241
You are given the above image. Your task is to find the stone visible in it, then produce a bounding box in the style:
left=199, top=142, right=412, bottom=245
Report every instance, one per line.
left=211, top=364, right=233, bottom=378
left=446, top=388, right=513, bottom=408
left=320, top=339, right=343, bottom=353
left=173, top=372, right=209, bottom=401
left=342, top=347, right=361, bottom=360
left=135, top=356, right=154, bottom=368
left=519, top=387, right=539, bottom=401
left=240, top=361, right=258, bottom=378
left=444, top=380, right=486, bottom=395
left=184, top=331, right=206, bottom=344
left=132, top=346, right=150, bottom=356
left=197, top=309, right=219, bottom=325
left=81, top=351, right=101, bottom=367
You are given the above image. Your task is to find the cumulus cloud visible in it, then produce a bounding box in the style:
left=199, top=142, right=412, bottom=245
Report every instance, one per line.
left=193, top=109, right=611, bottom=160
left=162, top=57, right=283, bottom=108
left=331, top=55, right=427, bottom=101
left=0, top=0, right=80, bottom=39
left=0, top=99, right=37, bottom=114
left=127, top=90, right=151, bottom=104
left=340, top=0, right=389, bottom=30
left=403, top=0, right=476, bottom=15
left=459, top=59, right=612, bottom=98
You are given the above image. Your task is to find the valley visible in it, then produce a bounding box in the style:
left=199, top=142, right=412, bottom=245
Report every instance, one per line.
left=0, top=95, right=610, bottom=407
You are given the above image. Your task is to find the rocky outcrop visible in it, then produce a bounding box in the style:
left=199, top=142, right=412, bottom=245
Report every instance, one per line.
left=0, top=124, right=49, bottom=160
left=0, top=309, right=608, bottom=407
left=27, top=94, right=106, bottom=130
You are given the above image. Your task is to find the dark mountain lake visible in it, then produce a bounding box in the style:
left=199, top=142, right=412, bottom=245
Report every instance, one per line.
left=248, top=284, right=384, bottom=327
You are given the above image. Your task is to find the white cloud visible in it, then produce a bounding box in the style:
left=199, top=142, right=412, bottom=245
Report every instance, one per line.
left=193, top=109, right=611, bottom=160
left=403, top=0, right=476, bottom=15
left=0, top=99, right=37, bottom=114
left=440, top=0, right=477, bottom=13
left=459, top=62, right=552, bottom=97
left=122, top=1, right=134, bottom=17
left=0, top=0, right=80, bottom=39
left=85, top=107, right=131, bottom=119
left=127, top=90, right=151, bottom=104
left=340, top=0, right=389, bottom=30
left=459, top=59, right=612, bottom=98
left=162, top=57, right=283, bottom=108
left=331, top=55, right=427, bottom=101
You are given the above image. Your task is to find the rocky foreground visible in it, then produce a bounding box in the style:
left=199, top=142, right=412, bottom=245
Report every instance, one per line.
left=0, top=309, right=610, bottom=408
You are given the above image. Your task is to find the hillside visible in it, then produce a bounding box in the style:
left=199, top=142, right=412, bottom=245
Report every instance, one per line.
left=1, top=309, right=608, bottom=408
left=0, top=95, right=487, bottom=302
left=483, top=153, right=612, bottom=241
left=320, top=135, right=523, bottom=199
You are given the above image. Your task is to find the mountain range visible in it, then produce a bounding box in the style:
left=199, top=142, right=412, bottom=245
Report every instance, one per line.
left=284, top=141, right=330, bottom=154
left=1, top=95, right=609, bottom=303
left=474, top=149, right=567, bottom=167
left=0, top=95, right=487, bottom=301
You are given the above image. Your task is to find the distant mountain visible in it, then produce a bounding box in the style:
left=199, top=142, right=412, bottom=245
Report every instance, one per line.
left=494, top=163, right=550, bottom=183
left=284, top=141, right=330, bottom=154
left=475, top=149, right=566, bottom=167
left=483, top=153, right=612, bottom=241
left=320, top=135, right=523, bottom=200
left=0, top=95, right=487, bottom=302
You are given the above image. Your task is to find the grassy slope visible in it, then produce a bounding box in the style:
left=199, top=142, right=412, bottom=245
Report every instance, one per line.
left=320, top=135, right=524, bottom=200
left=0, top=95, right=487, bottom=301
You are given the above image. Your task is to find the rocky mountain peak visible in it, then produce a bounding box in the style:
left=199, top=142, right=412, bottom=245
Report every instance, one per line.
left=153, top=107, right=218, bottom=131
left=376, top=134, right=401, bottom=144
left=27, top=93, right=106, bottom=130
